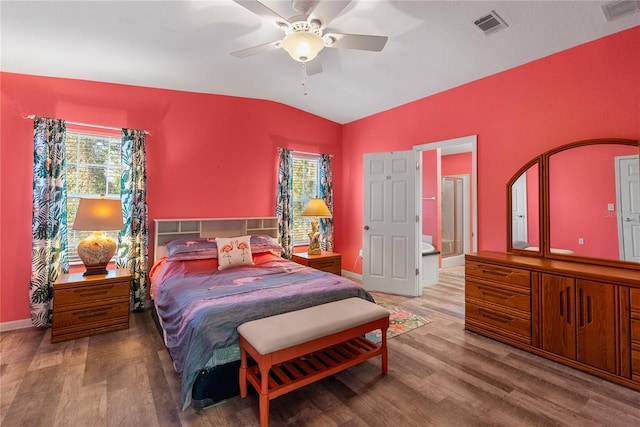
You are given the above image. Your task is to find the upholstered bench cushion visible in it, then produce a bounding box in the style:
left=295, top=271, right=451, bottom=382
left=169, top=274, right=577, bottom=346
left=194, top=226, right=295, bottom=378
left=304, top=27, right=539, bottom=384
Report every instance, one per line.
left=237, top=297, right=389, bottom=355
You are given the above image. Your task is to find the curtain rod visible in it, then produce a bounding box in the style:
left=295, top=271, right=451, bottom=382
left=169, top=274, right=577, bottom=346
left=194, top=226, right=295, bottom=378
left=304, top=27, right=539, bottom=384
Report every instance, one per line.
left=26, top=115, right=150, bottom=135
left=278, top=147, right=333, bottom=157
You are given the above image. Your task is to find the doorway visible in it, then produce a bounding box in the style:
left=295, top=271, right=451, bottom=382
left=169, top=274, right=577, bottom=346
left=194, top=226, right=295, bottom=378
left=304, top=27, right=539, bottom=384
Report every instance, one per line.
left=415, top=135, right=477, bottom=271
left=441, top=174, right=470, bottom=268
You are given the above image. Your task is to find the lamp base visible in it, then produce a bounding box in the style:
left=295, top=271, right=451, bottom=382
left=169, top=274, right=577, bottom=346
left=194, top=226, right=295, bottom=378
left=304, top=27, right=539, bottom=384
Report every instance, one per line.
left=307, top=248, right=322, bottom=255
left=77, top=231, right=116, bottom=276
left=83, top=265, right=109, bottom=276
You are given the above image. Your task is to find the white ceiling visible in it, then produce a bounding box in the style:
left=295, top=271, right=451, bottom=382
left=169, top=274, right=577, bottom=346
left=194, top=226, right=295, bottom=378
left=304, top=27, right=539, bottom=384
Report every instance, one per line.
left=1, top=1, right=638, bottom=124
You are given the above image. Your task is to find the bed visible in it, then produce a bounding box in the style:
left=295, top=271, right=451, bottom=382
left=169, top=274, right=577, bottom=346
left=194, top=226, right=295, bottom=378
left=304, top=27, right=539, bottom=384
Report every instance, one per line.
left=150, top=217, right=375, bottom=410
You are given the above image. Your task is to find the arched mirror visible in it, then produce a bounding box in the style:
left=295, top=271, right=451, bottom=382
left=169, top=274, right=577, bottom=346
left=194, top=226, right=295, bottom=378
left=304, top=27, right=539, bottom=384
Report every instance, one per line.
left=547, top=140, right=639, bottom=263
left=507, top=158, right=541, bottom=255
left=508, top=138, right=640, bottom=269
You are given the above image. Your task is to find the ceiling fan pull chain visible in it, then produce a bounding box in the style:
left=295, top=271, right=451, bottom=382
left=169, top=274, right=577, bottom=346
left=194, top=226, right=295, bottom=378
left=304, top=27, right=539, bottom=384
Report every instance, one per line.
left=302, top=62, right=308, bottom=96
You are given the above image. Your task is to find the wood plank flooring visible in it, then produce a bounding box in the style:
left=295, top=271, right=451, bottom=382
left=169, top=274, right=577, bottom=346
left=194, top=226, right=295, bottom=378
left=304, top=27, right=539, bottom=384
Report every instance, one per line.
left=2, top=269, right=640, bottom=426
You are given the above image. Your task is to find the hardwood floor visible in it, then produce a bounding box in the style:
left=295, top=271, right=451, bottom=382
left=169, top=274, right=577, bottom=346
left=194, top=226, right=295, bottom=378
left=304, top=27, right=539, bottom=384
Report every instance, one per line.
left=2, top=269, right=639, bottom=426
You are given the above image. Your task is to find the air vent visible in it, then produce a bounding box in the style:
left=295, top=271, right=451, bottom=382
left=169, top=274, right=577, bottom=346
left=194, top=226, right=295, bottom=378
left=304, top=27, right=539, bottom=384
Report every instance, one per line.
left=474, top=10, right=508, bottom=35
left=601, top=0, right=640, bottom=21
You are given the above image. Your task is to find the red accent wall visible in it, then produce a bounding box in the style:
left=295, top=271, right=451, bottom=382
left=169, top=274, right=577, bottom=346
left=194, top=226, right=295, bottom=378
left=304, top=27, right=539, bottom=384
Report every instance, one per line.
left=0, top=74, right=342, bottom=323
left=1, top=27, right=639, bottom=324
left=339, top=27, right=640, bottom=274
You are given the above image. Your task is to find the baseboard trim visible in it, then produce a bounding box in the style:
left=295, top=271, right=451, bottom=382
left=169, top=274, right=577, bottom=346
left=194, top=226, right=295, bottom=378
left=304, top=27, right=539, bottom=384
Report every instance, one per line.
left=0, top=318, right=33, bottom=332
left=341, top=270, right=362, bottom=282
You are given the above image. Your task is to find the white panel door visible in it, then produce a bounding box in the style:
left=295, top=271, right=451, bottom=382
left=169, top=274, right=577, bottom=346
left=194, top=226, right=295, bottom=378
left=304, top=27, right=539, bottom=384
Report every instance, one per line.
left=363, top=151, right=419, bottom=296
left=512, top=173, right=528, bottom=243
left=617, top=155, right=640, bottom=262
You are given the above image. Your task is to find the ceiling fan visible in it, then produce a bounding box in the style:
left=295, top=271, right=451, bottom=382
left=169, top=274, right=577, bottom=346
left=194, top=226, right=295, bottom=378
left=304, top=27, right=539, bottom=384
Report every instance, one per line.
left=231, top=0, right=388, bottom=76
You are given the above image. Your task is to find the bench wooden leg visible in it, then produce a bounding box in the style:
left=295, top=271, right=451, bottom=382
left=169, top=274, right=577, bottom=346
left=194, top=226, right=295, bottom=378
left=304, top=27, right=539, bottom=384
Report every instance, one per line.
left=381, top=326, right=388, bottom=373
left=259, top=362, right=271, bottom=427
left=239, top=345, right=248, bottom=398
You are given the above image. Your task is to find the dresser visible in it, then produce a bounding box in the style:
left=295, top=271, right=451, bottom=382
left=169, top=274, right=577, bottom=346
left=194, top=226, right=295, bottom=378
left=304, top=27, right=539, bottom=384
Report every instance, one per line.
left=466, top=251, right=640, bottom=392
left=291, top=251, right=342, bottom=275
left=51, top=268, right=131, bottom=343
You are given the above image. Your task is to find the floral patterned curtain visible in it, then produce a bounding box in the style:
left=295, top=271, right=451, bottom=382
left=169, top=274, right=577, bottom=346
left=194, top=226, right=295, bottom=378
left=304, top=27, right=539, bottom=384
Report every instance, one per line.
left=276, top=148, right=293, bottom=258
left=319, top=154, right=334, bottom=251
left=116, top=129, right=148, bottom=311
left=30, top=117, right=69, bottom=327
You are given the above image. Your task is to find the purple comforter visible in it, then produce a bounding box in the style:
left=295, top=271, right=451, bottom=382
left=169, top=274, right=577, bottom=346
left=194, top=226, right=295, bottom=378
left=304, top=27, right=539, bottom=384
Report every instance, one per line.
left=154, top=256, right=374, bottom=408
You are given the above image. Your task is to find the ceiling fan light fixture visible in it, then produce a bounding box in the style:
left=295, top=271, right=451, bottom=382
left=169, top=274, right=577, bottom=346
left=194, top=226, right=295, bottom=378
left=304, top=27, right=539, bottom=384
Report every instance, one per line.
left=281, top=31, right=324, bottom=62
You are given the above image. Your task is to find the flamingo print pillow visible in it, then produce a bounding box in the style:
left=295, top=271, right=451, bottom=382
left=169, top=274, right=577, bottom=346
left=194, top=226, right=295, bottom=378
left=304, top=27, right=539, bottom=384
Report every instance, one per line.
left=216, top=236, right=254, bottom=270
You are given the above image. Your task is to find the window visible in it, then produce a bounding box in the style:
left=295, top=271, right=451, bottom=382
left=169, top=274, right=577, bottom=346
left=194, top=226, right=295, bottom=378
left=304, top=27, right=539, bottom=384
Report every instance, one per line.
left=66, top=131, right=122, bottom=262
left=291, top=154, right=320, bottom=244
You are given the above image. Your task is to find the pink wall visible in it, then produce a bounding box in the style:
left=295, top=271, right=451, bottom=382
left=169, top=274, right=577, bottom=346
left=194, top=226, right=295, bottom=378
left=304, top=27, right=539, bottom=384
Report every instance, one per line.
left=0, top=73, right=342, bottom=323
left=340, top=27, right=640, bottom=274
left=1, top=27, right=639, bottom=324
left=421, top=150, right=439, bottom=240
left=549, top=143, right=637, bottom=258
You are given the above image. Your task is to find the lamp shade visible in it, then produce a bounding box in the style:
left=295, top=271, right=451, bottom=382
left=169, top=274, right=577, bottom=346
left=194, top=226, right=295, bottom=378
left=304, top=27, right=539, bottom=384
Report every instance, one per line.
left=302, top=198, right=332, bottom=218
left=72, top=198, right=123, bottom=231
left=281, top=31, right=324, bottom=62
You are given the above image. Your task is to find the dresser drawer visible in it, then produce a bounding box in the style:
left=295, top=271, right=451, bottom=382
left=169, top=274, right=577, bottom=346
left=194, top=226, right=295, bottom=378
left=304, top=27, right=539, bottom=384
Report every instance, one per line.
left=54, top=280, right=130, bottom=308
left=52, top=301, right=129, bottom=330
left=466, top=299, right=531, bottom=341
left=466, top=278, right=530, bottom=312
left=309, top=258, right=341, bottom=274
left=466, top=261, right=530, bottom=288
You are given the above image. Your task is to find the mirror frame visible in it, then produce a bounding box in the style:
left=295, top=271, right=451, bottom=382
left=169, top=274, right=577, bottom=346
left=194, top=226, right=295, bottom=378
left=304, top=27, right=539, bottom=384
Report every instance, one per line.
left=507, top=138, right=640, bottom=270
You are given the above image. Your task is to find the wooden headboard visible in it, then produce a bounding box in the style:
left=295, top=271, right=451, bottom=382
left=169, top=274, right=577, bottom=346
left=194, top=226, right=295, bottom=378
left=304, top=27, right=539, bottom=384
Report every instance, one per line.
left=153, top=217, right=278, bottom=263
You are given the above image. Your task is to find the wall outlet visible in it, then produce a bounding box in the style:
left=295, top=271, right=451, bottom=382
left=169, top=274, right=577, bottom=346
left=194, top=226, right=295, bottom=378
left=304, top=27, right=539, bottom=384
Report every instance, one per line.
left=359, top=249, right=363, bottom=258
left=578, top=238, right=584, bottom=245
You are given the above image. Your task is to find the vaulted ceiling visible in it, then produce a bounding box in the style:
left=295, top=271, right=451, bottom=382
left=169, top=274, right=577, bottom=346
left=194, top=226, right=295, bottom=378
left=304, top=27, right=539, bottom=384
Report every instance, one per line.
left=1, top=1, right=638, bottom=123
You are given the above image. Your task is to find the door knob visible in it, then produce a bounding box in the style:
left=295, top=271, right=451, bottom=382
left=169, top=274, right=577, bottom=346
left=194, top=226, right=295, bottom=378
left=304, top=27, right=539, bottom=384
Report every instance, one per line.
left=364, top=225, right=370, bottom=230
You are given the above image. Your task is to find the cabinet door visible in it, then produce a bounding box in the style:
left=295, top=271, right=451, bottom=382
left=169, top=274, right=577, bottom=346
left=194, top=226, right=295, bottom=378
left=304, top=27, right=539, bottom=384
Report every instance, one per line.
left=576, top=279, right=617, bottom=374
left=540, top=274, right=576, bottom=359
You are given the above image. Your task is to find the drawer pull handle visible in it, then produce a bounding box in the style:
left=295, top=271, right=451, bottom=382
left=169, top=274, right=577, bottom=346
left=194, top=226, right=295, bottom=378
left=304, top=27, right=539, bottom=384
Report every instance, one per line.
left=74, top=290, right=110, bottom=298
left=76, top=310, right=110, bottom=320
left=477, top=285, right=514, bottom=300
left=477, top=308, right=512, bottom=324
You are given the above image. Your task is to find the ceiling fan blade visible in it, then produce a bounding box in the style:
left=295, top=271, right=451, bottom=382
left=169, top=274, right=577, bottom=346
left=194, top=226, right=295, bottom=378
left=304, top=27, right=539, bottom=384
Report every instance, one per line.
left=308, top=1, right=351, bottom=29
left=324, top=33, right=388, bottom=51
left=233, top=0, right=290, bottom=29
left=231, top=40, right=281, bottom=58
left=304, top=57, right=323, bottom=76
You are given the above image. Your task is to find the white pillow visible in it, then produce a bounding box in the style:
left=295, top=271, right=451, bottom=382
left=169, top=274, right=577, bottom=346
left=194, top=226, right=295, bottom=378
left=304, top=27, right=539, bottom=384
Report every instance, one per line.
left=216, top=236, right=254, bottom=270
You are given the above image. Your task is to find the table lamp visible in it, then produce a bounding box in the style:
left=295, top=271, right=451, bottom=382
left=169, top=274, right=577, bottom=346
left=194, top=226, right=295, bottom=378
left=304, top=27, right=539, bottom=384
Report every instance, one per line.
left=72, top=196, right=123, bottom=275
left=301, top=198, right=332, bottom=255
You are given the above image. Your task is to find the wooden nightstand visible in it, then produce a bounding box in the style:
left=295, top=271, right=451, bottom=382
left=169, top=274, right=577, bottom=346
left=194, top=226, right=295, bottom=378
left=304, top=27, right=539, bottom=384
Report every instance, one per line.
left=291, top=251, right=342, bottom=275
left=51, top=268, right=131, bottom=343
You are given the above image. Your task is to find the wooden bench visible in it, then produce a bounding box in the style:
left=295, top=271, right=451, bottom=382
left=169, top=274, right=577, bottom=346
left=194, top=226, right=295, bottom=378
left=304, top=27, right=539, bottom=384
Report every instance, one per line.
left=238, top=297, right=390, bottom=427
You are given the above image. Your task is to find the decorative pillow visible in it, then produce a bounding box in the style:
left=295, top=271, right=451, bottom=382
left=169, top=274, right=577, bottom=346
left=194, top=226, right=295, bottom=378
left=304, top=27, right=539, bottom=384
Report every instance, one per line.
left=250, top=235, right=285, bottom=255
left=216, top=235, right=254, bottom=270
left=165, top=249, right=218, bottom=262
left=166, top=238, right=217, bottom=257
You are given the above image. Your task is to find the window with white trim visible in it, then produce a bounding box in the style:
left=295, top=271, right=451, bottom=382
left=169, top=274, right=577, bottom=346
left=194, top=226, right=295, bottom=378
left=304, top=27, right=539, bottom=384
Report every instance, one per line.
left=291, top=154, right=320, bottom=244
left=66, top=131, right=121, bottom=262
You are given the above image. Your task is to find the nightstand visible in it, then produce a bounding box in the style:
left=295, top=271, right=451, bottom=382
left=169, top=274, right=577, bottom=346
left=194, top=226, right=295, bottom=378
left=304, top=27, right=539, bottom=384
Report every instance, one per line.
left=291, top=251, right=342, bottom=275
left=51, top=268, right=131, bottom=343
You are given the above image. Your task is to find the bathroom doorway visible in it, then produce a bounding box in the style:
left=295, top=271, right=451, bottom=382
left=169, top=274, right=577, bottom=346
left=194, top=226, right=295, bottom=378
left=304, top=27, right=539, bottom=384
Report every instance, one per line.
left=441, top=174, right=470, bottom=268
left=414, top=135, right=477, bottom=272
